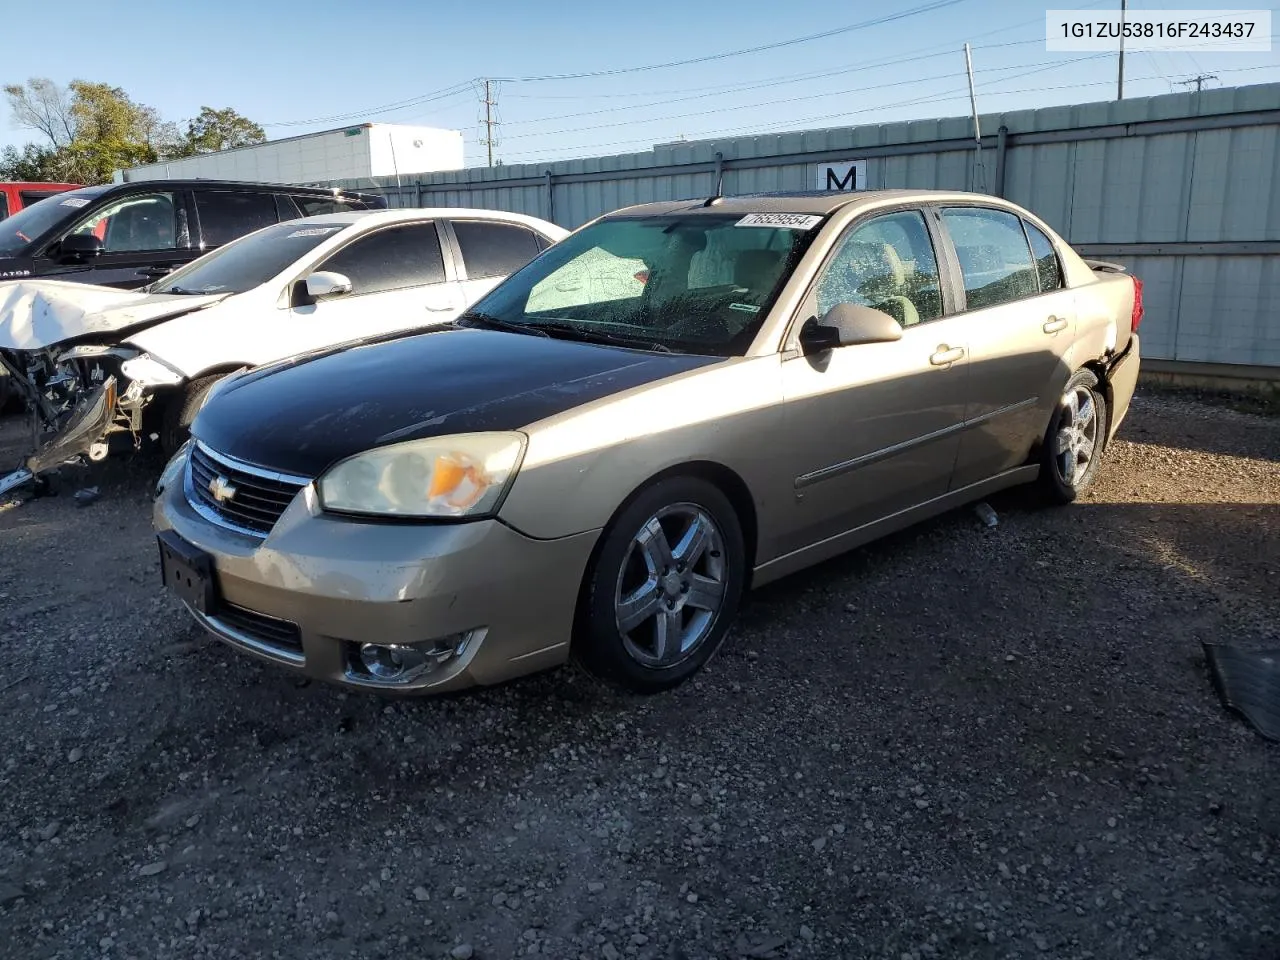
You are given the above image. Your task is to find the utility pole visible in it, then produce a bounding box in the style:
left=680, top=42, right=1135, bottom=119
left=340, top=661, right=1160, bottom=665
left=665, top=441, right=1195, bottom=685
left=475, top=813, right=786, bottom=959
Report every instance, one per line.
left=479, top=79, right=499, bottom=168
left=964, top=43, right=985, bottom=192
left=1117, top=0, right=1126, bottom=99
left=1178, top=74, right=1218, bottom=93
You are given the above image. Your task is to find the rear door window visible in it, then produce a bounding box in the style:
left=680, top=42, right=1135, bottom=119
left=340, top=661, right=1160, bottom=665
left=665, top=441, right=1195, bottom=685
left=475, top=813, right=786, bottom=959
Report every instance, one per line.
left=317, top=222, right=446, bottom=295
left=0, top=193, right=8, bottom=220
left=940, top=207, right=1039, bottom=311
left=195, top=190, right=281, bottom=247
left=451, top=220, right=544, bottom=279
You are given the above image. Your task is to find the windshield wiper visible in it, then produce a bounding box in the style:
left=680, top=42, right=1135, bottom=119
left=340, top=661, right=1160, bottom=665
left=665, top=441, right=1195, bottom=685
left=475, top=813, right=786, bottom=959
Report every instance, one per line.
left=456, top=311, right=550, bottom=337
left=160, top=286, right=203, bottom=296
left=525, top=321, right=674, bottom=353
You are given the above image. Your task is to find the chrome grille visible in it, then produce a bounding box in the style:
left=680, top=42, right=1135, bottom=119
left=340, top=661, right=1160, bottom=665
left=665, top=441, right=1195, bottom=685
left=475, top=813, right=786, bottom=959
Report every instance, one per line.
left=185, top=442, right=310, bottom=538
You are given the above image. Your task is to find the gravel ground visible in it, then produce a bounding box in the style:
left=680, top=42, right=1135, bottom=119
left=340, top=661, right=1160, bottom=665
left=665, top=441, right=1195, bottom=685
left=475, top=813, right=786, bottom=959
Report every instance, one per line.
left=1, top=389, right=1277, bottom=960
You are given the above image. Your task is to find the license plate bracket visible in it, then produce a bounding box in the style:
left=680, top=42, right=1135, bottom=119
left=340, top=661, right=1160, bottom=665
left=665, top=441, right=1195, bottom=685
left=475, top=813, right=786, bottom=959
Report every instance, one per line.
left=157, top=529, right=216, bottom=615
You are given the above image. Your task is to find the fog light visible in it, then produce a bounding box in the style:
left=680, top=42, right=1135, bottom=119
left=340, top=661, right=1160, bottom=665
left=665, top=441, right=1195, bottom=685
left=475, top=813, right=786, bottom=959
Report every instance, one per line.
left=355, top=632, right=475, bottom=685
left=359, top=643, right=426, bottom=681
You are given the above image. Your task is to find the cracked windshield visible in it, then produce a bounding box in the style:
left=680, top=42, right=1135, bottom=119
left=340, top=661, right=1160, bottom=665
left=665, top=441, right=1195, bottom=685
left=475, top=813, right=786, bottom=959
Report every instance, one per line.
left=466, top=214, right=814, bottom=355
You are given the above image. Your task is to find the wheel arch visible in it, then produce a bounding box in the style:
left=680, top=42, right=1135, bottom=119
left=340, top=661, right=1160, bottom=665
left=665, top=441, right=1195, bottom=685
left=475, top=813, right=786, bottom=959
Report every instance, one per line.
left=1027, top=359, right=1112, bottom=464
left=1079, top=357, right=1115, bottom=445
left=586, top=459, right=761, bottom=591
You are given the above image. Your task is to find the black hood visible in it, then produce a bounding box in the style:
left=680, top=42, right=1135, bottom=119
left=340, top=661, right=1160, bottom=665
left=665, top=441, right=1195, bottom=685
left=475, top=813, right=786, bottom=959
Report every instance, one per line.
left=192, top=326, right=722, bottom=477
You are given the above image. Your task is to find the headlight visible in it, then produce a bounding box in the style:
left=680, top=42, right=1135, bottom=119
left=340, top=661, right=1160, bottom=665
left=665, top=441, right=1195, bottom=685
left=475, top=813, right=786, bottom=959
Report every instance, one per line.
left=317, top=432, right=527, bottom=519
left=120, top=352, right=185, bottom=387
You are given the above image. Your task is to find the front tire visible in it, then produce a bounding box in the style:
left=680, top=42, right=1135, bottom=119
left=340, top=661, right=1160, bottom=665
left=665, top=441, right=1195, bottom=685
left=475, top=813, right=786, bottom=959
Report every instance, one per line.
left=1038, top=368, right=1108, bottom=504
left=572, top=476, right=746, bottom=694
left=159, top=375, right=222, bottom=457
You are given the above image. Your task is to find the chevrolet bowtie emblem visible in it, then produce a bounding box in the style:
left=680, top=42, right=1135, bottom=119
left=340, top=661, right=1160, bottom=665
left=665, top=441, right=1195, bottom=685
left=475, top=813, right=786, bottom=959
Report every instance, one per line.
left=208, top=475, right=237, bottom=503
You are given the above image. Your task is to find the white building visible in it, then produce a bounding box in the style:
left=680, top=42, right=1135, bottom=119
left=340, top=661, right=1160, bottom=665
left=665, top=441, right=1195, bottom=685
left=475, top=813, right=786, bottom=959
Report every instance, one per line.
left=116, top=123, right=464, bottom=186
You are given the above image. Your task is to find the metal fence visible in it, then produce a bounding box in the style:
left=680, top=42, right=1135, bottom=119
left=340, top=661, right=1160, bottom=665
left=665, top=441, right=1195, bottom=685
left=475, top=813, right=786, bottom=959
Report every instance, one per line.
left=335, top=82, right=1280, bottom=372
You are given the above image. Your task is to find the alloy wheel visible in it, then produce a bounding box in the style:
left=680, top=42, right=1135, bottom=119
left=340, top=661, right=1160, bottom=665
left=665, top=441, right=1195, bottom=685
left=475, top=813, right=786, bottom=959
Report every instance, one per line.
left=1054, top=384, right=1099, bottom=488
left=614, top=503, right=728, bottom=669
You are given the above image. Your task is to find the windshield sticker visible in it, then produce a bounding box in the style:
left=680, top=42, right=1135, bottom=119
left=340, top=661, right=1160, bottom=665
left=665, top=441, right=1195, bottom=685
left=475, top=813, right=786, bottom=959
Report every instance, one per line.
left=60, top=197, right=90, bottom=208
left=286, top=226, right=343, bottom=238
left=729, top=302, right=761, bottom=314
left=735, top=213, right=823, bottom=230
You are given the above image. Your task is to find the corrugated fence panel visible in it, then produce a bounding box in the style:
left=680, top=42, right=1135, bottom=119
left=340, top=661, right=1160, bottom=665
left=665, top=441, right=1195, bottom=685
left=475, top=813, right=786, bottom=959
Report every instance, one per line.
left=1002, top=141, right=1075, bottom=235
left=1175, top=256, right=1280, bottom=365
left=1062, top=132, right=1194, bottom=244
left=331, top=82, right=1280, bottom=370
left=1186, top=123, right=1280, bottom=241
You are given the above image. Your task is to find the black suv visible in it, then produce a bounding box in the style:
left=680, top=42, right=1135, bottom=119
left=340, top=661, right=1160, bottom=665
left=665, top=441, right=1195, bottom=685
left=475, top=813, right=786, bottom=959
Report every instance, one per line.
left=0, top=179, right=387, bottom=289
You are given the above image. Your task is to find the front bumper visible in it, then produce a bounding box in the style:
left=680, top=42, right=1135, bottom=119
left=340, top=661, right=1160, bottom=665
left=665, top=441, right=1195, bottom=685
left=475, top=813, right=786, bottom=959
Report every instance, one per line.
left=153, top=470, right=601, bottom=693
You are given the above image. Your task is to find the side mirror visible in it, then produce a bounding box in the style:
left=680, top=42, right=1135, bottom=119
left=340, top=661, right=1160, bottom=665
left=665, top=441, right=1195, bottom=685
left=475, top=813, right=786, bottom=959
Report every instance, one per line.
left=303, top=271, right=353, bottom=302
left=59, top=233, right=103, bottom=262
left=798, top=303, right=903, bottom=354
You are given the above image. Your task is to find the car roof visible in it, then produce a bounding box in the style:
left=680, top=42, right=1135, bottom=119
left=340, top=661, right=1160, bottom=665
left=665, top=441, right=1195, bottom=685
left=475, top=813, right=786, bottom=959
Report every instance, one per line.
left=111, top=179, right=378, bottom=197
left=290, top=208, right=564, bottom=231
left=603, top=189, right=1016, bottom=219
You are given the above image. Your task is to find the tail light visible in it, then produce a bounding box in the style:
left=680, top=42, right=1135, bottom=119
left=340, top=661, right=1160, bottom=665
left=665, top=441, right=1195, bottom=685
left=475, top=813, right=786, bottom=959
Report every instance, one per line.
left=634, top=270, right=649, bottom=284
left=1130, top=275, right=1145, bottom=333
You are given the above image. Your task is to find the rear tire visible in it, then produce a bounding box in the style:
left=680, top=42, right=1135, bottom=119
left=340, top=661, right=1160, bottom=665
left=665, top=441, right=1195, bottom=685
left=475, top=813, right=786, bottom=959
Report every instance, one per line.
left=572, top=476, right=746, bottom=694
left=159, top=375, right=222, bottom=457
left=1038, top=368, right=1108, bottom=505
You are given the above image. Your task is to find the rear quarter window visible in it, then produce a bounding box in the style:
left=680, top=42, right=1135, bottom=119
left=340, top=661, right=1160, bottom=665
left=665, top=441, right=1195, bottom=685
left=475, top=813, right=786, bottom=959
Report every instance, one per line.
left=294, top=196, right=361, bottom=217
left=452, top=220, right=544, bottom=279
left=196, top=190, right=281, bottom=246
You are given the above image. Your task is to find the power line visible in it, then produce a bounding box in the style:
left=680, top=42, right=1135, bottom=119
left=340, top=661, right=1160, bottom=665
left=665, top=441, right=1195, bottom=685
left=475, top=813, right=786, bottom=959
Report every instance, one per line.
left=500, top=40, right=1050, bottom=129
left=493, top=56, right=1111, bottom=160
left=487, top=0, right=971, bottom=83
left=1178, top=73, right=1218, bottom=93
left=490, top=56, right=1111, bottom=143
left=255, top=0, right=1132, bottom=132
left=262, top=81, right=477, bottom=128
left=493, top=58, right=1277, bottom=162
left=502, top=0, right=1118, bottom=104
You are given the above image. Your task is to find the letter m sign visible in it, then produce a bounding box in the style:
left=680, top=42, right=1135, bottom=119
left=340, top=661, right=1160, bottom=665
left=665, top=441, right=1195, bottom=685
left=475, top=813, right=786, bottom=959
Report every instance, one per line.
left=814, top=159, right=867, bottom=192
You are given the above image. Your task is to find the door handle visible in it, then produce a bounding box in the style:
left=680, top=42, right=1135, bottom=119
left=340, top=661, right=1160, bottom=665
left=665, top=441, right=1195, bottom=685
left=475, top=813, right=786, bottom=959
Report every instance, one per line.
left=929, top=345, right=965, bottom=366
left=1043, top=315, right=1068, bottom=334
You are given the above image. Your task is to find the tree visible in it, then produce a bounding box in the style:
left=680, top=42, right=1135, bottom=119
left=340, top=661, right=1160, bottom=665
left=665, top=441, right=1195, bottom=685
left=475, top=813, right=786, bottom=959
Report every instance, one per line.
left=2, top=78, right=75, bottom=149
left=0, top=142, right=66, bottom=181
left=2, top=78, right=266, bottom=184
left=175, top=106, right=266, bottom=156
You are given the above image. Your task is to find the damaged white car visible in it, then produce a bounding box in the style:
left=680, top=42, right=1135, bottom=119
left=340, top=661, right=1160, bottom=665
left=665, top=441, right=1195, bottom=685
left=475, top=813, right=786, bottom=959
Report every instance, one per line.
left=0, top=208, right=566, bottom=496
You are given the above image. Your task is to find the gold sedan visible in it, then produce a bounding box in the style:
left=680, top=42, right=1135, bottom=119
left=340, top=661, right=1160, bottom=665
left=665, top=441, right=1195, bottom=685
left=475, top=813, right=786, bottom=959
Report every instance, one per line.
left=152, top=190, right=1143, bottom=694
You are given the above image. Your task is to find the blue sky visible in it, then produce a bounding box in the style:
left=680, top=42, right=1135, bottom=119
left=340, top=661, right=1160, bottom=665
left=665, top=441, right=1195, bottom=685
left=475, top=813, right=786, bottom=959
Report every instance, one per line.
left=3, top=0, right=1277, bottom=168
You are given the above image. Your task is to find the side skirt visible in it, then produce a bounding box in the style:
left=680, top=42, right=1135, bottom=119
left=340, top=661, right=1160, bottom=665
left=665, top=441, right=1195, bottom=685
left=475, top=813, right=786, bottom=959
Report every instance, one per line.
left=750, top=464, right=1040, bottom=588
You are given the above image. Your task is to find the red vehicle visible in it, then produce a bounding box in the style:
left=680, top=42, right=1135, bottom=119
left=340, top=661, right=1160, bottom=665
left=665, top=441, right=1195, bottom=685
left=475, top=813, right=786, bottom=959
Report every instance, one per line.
left=0, top=182, right=82, bottom=221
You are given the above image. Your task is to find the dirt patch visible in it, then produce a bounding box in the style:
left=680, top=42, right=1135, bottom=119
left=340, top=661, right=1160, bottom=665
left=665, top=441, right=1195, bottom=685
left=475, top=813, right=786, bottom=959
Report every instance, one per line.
left=1, top=390, right=1278, bottom=960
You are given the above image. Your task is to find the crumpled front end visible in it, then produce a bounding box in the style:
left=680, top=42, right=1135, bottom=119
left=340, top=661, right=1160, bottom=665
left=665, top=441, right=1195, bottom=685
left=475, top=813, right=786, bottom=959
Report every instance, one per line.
left=0, top=281, right=227, bottom=495
left=0, top=343, right=160, bottom=496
